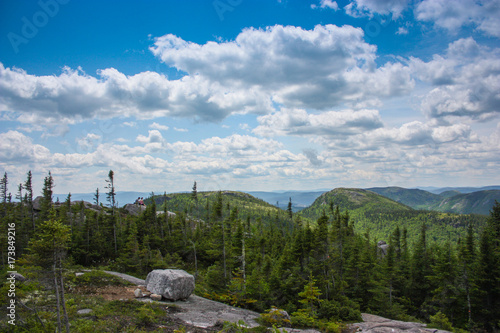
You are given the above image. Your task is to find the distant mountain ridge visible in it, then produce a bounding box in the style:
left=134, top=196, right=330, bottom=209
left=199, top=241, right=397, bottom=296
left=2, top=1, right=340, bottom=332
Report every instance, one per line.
left=367, top=186, right=500, bottom=215
left=367, top=187, right=441, bottom=210
left=247, top=191, right=325, bottom=212
left=54, top=186, right=500, bottom=216
left=429, top=185, right=500, bottom=194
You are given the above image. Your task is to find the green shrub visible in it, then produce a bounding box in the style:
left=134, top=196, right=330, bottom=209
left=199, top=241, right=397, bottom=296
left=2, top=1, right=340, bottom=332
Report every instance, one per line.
left=136, top=303, right=157, bottom=327
left=290, top=309, right=316, bottom=328
left=318, top=299, right=361, bottom=322
left=258, top=307, right=291, bottom=327
left=429, top=312, right=454, bottom=331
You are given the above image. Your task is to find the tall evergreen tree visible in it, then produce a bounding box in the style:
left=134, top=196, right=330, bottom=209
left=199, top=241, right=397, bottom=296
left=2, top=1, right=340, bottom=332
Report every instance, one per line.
left=287, top=197, right=293, bottom=219
left=105, top=170, right=117, bottom=253
left=458, top=223, right=476, bottom=329
left=27, top=211, right=71, bottom=333
left=40, top=171, right=54, bottom=221
left=410, top=223, right=431, bottom=315
left=24, top=170, right=35, bottom=230
left=192, top=181, right=198, bottom=203
left=93, top=188, right=100, bottom=206
left=1, top=172, right=8, bottom=217
left=475, top=201, right=500, bottom=331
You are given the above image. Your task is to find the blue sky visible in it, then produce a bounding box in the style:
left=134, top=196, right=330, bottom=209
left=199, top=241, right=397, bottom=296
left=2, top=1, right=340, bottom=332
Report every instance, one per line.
left=1, top=0, right=500, bottom=196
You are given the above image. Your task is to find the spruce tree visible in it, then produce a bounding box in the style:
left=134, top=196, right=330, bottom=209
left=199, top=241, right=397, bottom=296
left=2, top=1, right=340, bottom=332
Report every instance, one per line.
left=287, top=197, right=293, bottom=219
left=105, top=170, right=117, bottom=253
left=24, top=170, right=35, bottom=230
left=475, top=201, right=500, bottom=331
left=40, top=171, right=54, bottom=221
left=93, top=188, right=99, bottom=206
left=1, top=172, right=8, bottom=217
left=192, top=181, right=198, bottom=203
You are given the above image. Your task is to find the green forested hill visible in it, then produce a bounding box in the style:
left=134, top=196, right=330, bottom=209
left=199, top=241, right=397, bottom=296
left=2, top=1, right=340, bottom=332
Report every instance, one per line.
left=367, top=187, right=500, bottom=215
left=149, top=190, right=292, bottom=224
left=428, top=190, right=500, bottom=215
left=300, top=188, right=486, bottom=246
left=367, top=186, right=442, bottom=209
left=301, top=188, right=411, bottom=214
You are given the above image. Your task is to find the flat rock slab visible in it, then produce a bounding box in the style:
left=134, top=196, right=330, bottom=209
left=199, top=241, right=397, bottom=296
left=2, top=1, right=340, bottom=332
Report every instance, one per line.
left=164, top=294, right=260, bottom=328
left=351, top=313, right=452, bottom=333
left=103, top=270, right=146, bottom=285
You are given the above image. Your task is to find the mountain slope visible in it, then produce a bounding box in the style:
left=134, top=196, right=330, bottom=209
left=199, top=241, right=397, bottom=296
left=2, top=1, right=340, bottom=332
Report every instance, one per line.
left=300, top=188, right=486, bottom=247
left=366, top=186, right=442, bottom=209
left=146, top=190, right=295, bottom=229
left=431, top=185, right=500, bottom=194
left=429, top=190, right=500, bottom=215
left=301, top=188, right=411, bottom=217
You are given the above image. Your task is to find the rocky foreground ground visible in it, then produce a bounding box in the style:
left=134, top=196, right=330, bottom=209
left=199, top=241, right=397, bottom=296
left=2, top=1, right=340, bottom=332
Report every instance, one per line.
left=104, top=271, right=451, bottom=333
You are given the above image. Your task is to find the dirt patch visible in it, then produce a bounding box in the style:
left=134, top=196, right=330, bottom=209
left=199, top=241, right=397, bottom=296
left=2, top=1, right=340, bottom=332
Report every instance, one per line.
left=73, top=284, right=149, bottom=301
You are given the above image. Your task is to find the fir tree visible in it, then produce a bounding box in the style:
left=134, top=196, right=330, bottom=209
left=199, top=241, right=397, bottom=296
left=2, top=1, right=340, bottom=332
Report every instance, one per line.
left=24, top=170, right=35, bottom=230
left=1, top=172, right=8, bottom=217
left=192, top=181, right=198, bottom=203
left=105, top=170, right=117, bottom=253
left=39, top=171, right=54, bottom=221
left=93, top=188, right=99, bottom=206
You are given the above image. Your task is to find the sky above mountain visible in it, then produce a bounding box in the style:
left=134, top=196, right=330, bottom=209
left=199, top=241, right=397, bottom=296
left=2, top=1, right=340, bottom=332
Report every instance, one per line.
left=1, top=0, right=500, bottom=195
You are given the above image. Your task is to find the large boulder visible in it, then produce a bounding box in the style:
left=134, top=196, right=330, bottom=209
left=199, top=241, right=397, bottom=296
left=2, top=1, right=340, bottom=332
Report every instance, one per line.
left=145, top=269, right=195, bottom=301
left=123, top=203, right=147, bottom=216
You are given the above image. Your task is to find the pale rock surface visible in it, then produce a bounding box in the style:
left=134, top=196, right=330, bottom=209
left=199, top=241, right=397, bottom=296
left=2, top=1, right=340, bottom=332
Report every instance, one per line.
left=134, top=288, right=143, bottom=298
left=145, top=269, right=195, bottom=301
left=352, top=313, right=453, bottom=333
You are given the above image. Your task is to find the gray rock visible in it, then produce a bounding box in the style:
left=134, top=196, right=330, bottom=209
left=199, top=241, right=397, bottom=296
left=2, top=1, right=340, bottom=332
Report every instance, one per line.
left=145, top=269, right=195, bottom=301
left=150, top=293, right=162, bottom=301
left=123, top=203, right=147, bottom=216
left=103, top=270, right=146, bottom=285
left=33, top=196, right=44, bottom=211
left=352, top=313, right=453, bottom=333
left=267, top=307, right=292, bottom=327
left=134, top=288, right=143, bottom=298
left=77, top=309, right=93, bottom=315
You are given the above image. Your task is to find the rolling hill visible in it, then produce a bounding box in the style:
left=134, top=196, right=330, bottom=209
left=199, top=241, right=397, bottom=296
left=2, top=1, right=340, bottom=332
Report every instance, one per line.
left=366, top=186, right=442, bottom=210
left=301, top=187, right=411, bottom=216
left=429, top=190, right=500, bottom=215
left=366, top=187, right=500, bottom=215
left=299, top=188, right=486, bottom=246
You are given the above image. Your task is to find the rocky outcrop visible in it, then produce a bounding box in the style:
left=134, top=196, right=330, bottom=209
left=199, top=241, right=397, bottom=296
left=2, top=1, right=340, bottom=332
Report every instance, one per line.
left=145, top=269, right=195, bottom=301
left=156, top=210, right=176, bottom=217
left=352, top=313, right=452, bottom=333
left=123, top=203, right=147, bottom=216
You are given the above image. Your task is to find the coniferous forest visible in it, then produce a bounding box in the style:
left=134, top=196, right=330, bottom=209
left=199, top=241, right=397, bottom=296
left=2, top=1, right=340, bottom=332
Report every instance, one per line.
left=1, top=170, right=500, bottom=332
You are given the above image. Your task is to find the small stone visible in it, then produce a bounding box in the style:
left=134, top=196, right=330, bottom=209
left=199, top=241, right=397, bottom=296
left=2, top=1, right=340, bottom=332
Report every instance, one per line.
left=150, top=293, right=162, bottom=301
left=134, top=288, right=143, bottom=298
